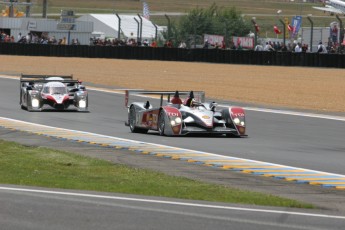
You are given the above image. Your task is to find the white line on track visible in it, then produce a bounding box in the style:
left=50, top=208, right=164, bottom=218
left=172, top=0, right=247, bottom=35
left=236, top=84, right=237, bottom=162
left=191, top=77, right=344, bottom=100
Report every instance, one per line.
left=2, top=75, right=345, bottom=184
left=1, top=116, right=345, bottom=179
left=237, top=106, right=345, bottom=122
left=0, top=186, right=344, bottom=219
left=2, top=74, right=344, bottom=121
left=0, top=75, right=17, bottom=80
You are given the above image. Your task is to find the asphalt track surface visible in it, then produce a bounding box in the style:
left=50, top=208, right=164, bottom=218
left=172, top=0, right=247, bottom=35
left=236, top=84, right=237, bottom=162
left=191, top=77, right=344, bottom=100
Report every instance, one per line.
left=2, top=77, right=345, bottom=175
left=1, top=185, right=345, bottom=230
left=1, top=77, right=345, bottom=229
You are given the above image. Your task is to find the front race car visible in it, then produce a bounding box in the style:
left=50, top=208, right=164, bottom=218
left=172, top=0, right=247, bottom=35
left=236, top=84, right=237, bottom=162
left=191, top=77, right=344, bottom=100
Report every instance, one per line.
left=160, top=103, right=246, bottom=137
left=125, top=90, right=246, bottom=137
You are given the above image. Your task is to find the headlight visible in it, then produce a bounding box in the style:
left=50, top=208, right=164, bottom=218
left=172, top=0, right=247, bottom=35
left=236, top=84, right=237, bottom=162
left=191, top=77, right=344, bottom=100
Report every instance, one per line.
left=233, top=117, right=240, bottom=124
left=241, top=121, right=245, bottom=126
left=31, top=98, right=39, bottom=108
left=79, top=100, right=86, bottom=108
left=170, top=117, right=182, bottom=126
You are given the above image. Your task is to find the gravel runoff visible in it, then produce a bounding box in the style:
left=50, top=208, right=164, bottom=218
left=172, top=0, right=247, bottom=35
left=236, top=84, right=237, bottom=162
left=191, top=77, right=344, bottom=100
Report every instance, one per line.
left=1, top=127, right=345, bottom=215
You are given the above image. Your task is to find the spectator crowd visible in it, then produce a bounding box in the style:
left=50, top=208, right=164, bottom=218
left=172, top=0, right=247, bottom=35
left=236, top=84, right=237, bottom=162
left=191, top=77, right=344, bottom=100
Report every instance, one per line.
left=1, top=29, right=345, bottom=54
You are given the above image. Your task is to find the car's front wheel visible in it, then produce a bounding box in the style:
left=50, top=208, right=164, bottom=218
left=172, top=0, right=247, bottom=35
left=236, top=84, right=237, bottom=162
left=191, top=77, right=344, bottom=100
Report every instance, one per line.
left=26, top=96, right=33, bottom=112
left=129, top=106, right=148, bottom=133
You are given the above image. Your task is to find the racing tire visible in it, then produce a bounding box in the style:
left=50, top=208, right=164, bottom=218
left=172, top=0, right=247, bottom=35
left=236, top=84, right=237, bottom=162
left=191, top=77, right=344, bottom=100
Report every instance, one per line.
left=129, top=106, right=148, bottom=134
left=20, top=97, right=25, bottom=110
left=20, top=91, right=27, bottom=110
left=158, top=110, right=166, bottom=136
left=26, top=96, right=33, bottom=112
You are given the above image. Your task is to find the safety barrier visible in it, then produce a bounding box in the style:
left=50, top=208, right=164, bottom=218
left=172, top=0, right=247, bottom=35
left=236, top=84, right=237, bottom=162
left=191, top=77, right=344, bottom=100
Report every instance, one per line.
left=0, top=43, right=344, bottom=68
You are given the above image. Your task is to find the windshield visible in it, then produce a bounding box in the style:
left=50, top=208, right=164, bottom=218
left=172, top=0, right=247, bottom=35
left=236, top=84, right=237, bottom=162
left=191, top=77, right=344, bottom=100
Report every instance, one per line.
left=50, top=87, right=67, bottom=95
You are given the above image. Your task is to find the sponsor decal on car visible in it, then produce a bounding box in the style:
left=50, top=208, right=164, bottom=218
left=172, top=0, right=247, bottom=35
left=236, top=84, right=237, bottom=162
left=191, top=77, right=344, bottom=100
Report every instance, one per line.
left=143, top=112, right=158, bottom=126
left=231, top=107, right=245, bottom=117
left=231, top=112, right=245, bottom=117
left=167, top=112, right=180, bottom=117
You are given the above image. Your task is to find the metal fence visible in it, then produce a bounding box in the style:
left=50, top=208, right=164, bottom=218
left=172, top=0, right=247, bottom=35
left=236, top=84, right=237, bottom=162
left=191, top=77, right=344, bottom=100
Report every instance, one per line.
left=0, top=43, right=344, bottom=68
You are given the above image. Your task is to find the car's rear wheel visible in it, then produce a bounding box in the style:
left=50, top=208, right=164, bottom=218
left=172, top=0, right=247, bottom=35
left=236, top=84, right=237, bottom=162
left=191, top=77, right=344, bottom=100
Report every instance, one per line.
left=129, top=106, right=148, bottom=133
left=158, top=110, right=166, bottom=136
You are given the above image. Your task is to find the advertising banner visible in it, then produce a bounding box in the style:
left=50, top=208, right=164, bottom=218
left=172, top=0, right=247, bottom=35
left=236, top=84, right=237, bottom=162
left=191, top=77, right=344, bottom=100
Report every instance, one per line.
left=204, top=34, right=224, bottom=46
left=232, top=36, right=254, bottom=49
left=291, top=16, right=302, bottom=39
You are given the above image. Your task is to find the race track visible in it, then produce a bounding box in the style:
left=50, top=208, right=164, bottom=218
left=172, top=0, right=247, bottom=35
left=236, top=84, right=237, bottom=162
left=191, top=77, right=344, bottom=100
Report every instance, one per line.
left=1, top=76, right=345, bottom=228
left=1, top=77, right=344, bottom=175
left=1, top=185, right=344, bottom=230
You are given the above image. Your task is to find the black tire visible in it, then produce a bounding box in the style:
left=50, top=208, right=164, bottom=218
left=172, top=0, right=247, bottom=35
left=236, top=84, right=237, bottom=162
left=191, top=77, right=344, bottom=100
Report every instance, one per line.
left=129, top=106, right=148, bottom=134
left=26, top=96, right=33, bottom=112
left=20, top=90, right=26, bottom=110
left=158, top=110, right=166, bottom=136
left=19, top=89, right=22, bottom=106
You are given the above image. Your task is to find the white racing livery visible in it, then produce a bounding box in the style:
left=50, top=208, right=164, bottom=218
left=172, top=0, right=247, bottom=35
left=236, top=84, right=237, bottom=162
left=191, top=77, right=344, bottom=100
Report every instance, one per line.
left=125, top=90, right=247, bottom=137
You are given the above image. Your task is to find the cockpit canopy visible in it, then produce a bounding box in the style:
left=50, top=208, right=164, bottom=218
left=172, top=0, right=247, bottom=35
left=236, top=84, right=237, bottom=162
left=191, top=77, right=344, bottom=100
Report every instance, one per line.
left=42, top=82, right=68, bottom=95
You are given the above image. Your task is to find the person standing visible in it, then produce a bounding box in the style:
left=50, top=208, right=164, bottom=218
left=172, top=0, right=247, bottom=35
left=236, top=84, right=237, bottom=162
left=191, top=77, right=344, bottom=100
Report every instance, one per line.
left=294, top=43, right=302, bottom=53
left=203, top=39, right=209, bottom=49
left=151, top=40, right=157, bottom=47
left=317, top=42, right=327, bottom=53
left=17, top=32, right=22, bottom=42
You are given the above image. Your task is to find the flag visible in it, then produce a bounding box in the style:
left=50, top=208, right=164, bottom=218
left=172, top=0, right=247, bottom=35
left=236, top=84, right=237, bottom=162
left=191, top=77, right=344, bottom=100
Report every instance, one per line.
left=287, top=24, right=294, bottom=32
left=273, top=25, right=282, bottom=34
left=143, top=1, right=150, bottom=20
left=290, top=16, right=302, bottom=38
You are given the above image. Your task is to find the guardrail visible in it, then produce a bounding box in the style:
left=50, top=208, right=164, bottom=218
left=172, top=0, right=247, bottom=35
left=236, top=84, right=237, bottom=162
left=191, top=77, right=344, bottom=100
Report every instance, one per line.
left=0, top=43, right=344, bottom=68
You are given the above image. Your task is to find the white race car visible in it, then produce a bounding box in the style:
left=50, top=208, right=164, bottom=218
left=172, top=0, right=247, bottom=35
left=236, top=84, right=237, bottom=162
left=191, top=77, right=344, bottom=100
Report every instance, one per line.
left=125, top=90, right=246, bottom=137
left=20, top=74, right=88, bottom=112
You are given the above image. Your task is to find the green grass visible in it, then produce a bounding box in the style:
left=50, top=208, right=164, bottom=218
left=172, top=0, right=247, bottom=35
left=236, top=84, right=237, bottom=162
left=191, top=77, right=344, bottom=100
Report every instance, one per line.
left=38, top=0, right=326, bottom=16
left=0, top=139, right=313, bottom=208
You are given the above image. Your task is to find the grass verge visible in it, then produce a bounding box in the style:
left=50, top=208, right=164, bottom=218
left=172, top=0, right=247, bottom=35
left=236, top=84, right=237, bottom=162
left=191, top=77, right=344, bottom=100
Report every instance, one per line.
left=0, top=139, right=313, bottom=209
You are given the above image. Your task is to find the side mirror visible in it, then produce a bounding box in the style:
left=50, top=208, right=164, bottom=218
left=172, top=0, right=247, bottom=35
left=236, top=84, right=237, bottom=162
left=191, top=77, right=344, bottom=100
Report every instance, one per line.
left=210, top=102, right=217, bottom=112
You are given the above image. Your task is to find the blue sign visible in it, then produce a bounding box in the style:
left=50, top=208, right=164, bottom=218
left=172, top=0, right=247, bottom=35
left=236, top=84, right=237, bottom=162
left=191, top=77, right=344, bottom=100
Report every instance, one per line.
left=291, top=16, right=302, bottom=39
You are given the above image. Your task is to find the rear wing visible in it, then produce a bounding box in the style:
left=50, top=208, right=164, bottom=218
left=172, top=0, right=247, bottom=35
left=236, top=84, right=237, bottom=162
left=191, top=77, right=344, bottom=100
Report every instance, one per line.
left=125, top=90, right=205, bottom=107
left=20, top=74, right=80, bottom=84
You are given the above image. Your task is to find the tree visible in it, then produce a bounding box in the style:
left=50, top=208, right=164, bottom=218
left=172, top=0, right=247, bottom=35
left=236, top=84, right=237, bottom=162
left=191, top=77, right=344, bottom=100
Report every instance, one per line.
left=216, top=6, right=251, bottom=36
left=178, top=6, right=215, bottom=47
left=167, top=3, right=251, bottom=47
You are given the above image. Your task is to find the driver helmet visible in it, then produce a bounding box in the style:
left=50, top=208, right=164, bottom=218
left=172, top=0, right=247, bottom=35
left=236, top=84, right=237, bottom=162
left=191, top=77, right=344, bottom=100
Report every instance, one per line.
left=190, top=98, right=196, bottom=107
left=171, top=90, right=182, bottom=104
